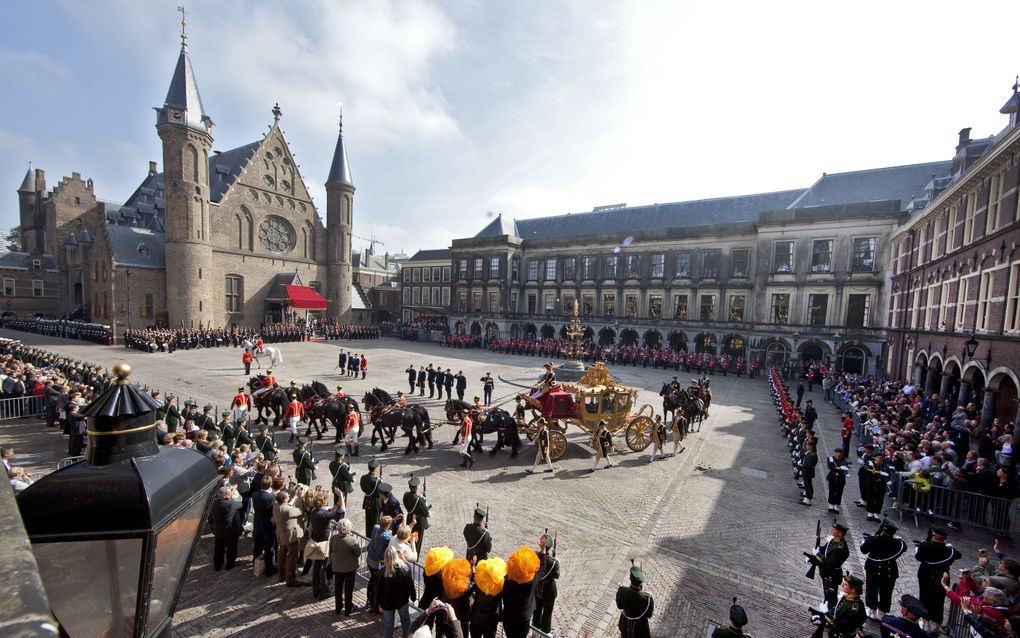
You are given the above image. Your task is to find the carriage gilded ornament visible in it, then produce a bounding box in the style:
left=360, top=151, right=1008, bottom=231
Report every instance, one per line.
left=519, top=362, right=657, bottom=461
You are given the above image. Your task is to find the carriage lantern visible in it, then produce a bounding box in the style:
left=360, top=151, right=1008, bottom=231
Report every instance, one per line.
left=964, top=332, right=979, bottom=360
left=17, top=363, right=218, bottom=638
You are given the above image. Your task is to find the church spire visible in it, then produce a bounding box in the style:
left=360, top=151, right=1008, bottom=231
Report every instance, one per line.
left=326, top=106, right=354, bottom=188
left=155, top=7, right=213, bottom=135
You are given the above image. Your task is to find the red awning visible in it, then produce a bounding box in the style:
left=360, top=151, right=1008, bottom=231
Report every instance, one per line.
left=284, top=285, right=328, bottom=310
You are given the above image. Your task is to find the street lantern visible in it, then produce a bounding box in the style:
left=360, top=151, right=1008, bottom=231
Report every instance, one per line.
left=17, top=364, right=218, bottom=638
left=964, top=332, right=979, bottom=359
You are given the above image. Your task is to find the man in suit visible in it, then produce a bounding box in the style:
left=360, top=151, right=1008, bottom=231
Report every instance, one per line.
left=455, top=371, right=467, bottom=401
left=405, top=364, right=416, bottom=394
left=444, top=369, right=454, bottom=401
left=427, top=364, right=437, bottom=398
left=250, top=475, right=278, bottom=577
left=273, top=490, right=306, bottom=586
left=211, top=485, right=243, bottom=570
left=417, top=366, right=428, bottom=397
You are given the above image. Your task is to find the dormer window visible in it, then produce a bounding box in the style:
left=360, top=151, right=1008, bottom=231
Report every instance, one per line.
left=138, top=244, right=150, bottom=257
left=32, top=259, right=41, bottom=270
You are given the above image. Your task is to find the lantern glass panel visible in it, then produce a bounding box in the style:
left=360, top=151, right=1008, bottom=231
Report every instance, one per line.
left=35, top=537, right=143, bottom=638
left=148, top=497, right=207, bottom=627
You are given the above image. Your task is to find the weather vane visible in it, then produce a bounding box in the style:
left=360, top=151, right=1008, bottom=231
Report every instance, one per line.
left=177, top=6, right=188, bottom=47
left=337, top=102, right=344, bottom=132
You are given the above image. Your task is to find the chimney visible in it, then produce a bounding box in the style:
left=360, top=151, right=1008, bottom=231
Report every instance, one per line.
left=957, top=127, right=971, bottom=149
left=34, top=168, right=45, bottom=194
left=149, top=161, right=158, bottom=176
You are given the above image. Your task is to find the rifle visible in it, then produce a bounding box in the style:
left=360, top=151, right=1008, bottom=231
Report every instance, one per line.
left=476, top=502, right=489, bottom=529
left=552, top=529, right=557, bottom=558
left=805, top=519, right=821, bottom=579
left=423, top=477, right=429, bottom=506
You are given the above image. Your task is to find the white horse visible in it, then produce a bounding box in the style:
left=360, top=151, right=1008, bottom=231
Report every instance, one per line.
left=242, top=339, right=283, bottom=368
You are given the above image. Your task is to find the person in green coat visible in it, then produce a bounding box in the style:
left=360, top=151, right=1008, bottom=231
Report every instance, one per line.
left=402, top=475, right=430, bottom=555
left=463, top=507, right=491, bottom=562
left=164, top=395, right=181, bottom=433
left=616, top=563, right=653, bottom=638
left=254, top=424, right=277, bottom=462
left=219, top=411, right=236, bottom=452
left=360, top=458, right=382, bottom=537
left=710, top=598, right=748, bottom=637
left=199, top=405, right=218, bottom=438
left=800, top=441, right=818, bottom=506
left=806, top=521, right=850, bottom=609
left=293, top=437, right=317, bottom=485
left=533, top=532, right=559, bottom=633
left=810, top=574, right=866, bottom=638
left=235, top=419, right=255, bottom=451
left=329, top=448, right=356, bottom=507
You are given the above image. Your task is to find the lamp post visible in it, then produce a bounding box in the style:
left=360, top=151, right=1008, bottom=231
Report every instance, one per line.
left=964, top=332, right=979, bottom=360
left=17, top=364, right=218, bottom=638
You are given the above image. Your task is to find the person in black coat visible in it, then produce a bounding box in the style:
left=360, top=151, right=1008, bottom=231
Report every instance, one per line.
left=250, top=475, right=278, bottom=576
left=444, top=369, right=454, bottom=401
left=455, top=371, right=467, bottom=402
left=211, top=485, right=243, bottom=570
left=406, top=364, right=417, bottom=394
left=67, top=403, right=87, bottom=456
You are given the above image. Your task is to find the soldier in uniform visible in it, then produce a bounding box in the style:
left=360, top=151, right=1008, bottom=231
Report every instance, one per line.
left=231, top=387, right=251, bottom=424
left=403, top=475, right=430, bottom=555
left=914, top=526, right=961, bottom=632
left=825, top=448, right=850, bottom=513
left=669, top=411, right=686, bottom=456
left=427, top=364, right=437, bottom=398
left=480, top=372, right=495, bottom=406
left=810, top=574, right=866, bottom=638
left=328, top=448, right=355, bottom=507
left=864, top=452, right=890, bottom=522
left=458, top=409, right=475, bottom=469
left=405, top=364, right=416, bottom=394
left=806, top=521, right=850, bottom=609
left=710, top=599, right=749, bottom=637
left=235, top=418, right=255, bottom=452
left=284, top=393, right=304, bottom=443
left=527, top=418, right=554, bottom=474
left=219, top=411, right=237, bottom=452
left=182, top=400, right=201, bottom=429
left=444, top=368, right=454, bottom=401
left=164, top=394, right=181, bottom=433
left=293, top=437, right=316, bottom=486
left=464, top=507, right=491, bottom=562
left=860, top=519, right=907, bottom=621
left=377, top=482, right=403, bottom=529
left=360, top=458, right=382, bottom=537
left=591, top=420, right=614, bottom=471
left=198, top=405, right=218, bottom=439
left=616, top=562, right=653, bottom=638
left=254, top=424, right=278, bottom=462
left=800, top=441, right=818, bottom=506
left=533, top=532, right=559, bottom=634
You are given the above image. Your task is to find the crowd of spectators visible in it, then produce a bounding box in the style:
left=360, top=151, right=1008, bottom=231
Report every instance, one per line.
left=123, top=322, right=377, bottom=354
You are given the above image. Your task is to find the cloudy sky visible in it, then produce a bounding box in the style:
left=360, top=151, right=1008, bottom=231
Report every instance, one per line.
left=2, top=0, right=1018, bottom=256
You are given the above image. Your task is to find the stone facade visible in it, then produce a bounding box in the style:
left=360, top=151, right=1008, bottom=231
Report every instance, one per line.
left=9, top=39, right=353, bottom=331
left=887, top=87, right=1020, bottom=428
left=400, top=249, right=453, bottom=324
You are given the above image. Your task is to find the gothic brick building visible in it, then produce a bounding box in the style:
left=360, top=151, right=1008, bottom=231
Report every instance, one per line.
left=10, top=34, right=355, bottom=330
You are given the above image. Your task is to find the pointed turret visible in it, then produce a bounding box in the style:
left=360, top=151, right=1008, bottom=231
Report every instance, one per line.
left=17, top=166, right=36, bottom=194
left=326, top=114, right=354, bottom=187
left=1000, top=77, right=1019, bottom=130
left=155, top=38, right=213, bottom=135
left=325, top=111, right=354, bottom=320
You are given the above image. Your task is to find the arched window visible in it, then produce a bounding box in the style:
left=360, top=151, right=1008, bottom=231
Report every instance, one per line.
left=225, top=275, right=243, bottom=313
left=187, top=144, right=200, bottom=183
left=235, top=214, right=243, bottom=250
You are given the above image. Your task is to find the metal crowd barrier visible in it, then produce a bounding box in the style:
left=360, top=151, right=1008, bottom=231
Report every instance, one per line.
left=0, top=395, right=45, bottom=421
left=887, top=478, right=1019, bottom=535
left=352, top=531, right=554, bottom=638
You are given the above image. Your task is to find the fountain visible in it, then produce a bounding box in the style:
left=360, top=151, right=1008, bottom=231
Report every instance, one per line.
left=555, top=300, right=588, bottom=382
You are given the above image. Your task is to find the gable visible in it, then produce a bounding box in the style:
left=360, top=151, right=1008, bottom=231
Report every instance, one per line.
left=232, top=126, right=316, bottom=212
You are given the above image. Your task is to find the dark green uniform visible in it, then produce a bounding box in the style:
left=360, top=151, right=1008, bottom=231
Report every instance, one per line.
left=294, top=447, right=316, bottom=485
left=533, top=552, right=559, bottom=632
left=219, top=419, right=235, bottom=451
left=235, top=425, right=255, bottom=450
left=813, top=537, right=849, bottom=608
left=823, top=596, right=866, bottom=638
left=255, top=432, right=277, bottom=461
left=329, top=458, right=355, bottom=505
left=199, top=413, right=218, bottom=438
left=710, top=628, right=745, bottom=637
left=463, top=522, right=491, bottom=562
left=164, top=401, right=181, bottom=433
left=360, top=472, right=381, bottom=536
left=615, top=585, right=653, bottom=638
left=403, top=490, right=430, bottom=554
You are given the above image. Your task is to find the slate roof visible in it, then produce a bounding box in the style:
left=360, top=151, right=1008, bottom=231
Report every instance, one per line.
left=788, top=161, right=952, bottom=210
left=111, top=173, right=165, bottom=231
left=105, top=226, right=165, bottom=269
left=265, top=272, right=302, bottom=301
left=17, top=168, right=35, bottom=194
left=351, top=283, right=368, bottom=310
left=156, top=45, right=213, bottom=134
left=474, top=213, right=518, bottom=238
left=326, top=125, right=353, bottom=187
left=0, top=252, right=57, bottom=270
left=408, top=249, right=452, bottom=262
left=210, top=141, right=261, bottom=202
left=512, top=189, right=806, bottom=241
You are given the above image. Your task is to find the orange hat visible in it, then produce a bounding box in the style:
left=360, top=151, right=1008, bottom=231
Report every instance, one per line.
left=475, top=557, right=507, bottom=596
left=442, top=558, right=472, bottom=599
left=506, top=546, right=540, bottom=584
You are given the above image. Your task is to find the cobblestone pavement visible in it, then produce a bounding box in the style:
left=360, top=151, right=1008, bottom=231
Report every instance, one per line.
left=2, top=330, right=1010, bottom=637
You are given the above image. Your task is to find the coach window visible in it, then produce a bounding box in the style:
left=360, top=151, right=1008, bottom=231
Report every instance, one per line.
left=225, top=275, right=243, bottom=313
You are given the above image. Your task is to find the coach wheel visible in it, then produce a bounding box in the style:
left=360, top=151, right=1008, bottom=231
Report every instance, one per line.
left=524, top=416, right=543, bottom=441
left=626, top=415, right=654, bottom=452
left=548, top=429, right=568, bottom=461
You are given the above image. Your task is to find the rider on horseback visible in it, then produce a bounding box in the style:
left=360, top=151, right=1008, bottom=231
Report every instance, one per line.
left=254, top=369, right=276, bottom=398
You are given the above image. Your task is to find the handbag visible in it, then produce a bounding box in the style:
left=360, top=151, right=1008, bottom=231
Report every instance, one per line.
left=253, top=556, right=265, bottom=576
left=304, top=539, right=329, bottom=561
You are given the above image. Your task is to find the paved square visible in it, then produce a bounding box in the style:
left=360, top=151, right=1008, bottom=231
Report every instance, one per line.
left=3, top=330, right=1008, bottom=637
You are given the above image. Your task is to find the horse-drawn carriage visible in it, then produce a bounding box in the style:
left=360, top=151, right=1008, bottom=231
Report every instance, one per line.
left=518, top=363, right=657, bottom=461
